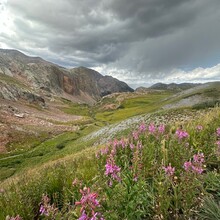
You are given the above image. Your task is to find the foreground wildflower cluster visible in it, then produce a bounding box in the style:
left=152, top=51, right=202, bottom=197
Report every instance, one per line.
left=94, top=120, right=220, bottom=219
left=75, top=187, right=104, bottom=220
left=184, top=153, right=205, bottom=174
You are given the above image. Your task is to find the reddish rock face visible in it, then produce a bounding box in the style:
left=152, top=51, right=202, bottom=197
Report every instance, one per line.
left=63, top=75, right=74, bottom=94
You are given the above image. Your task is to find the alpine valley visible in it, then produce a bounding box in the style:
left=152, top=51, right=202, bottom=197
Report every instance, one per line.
left=0, top=49, right=220, bottom=220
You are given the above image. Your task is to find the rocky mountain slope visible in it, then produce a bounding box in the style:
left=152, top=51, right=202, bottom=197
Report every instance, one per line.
left=0, top=49, right=133, bottom=104
left=162, top=81, right=220, bottom=109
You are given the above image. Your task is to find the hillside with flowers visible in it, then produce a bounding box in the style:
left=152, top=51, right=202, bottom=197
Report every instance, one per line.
left=0, top=105, right=220, bottom=219
left=0, top=80, right=220, bottom=220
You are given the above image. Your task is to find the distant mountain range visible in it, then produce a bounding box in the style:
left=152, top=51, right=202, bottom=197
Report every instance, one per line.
left=0, top=49, right=133, bottom=104
left=149, top=82, right=202, bottom=91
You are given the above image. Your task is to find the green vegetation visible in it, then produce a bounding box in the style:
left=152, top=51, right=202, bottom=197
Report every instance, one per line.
left=0, top=123, right=102, bottom=181
left=95, top=92, right=171, bottom=123
left=61, top=100, right=91, bottom=117
left=0, top=107, right=219, bottom=219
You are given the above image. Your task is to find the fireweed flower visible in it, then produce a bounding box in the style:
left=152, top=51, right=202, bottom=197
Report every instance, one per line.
left=132, top=131, right=139, bottom=140
left=130, top=143, right=135, bottom=150
left=39, top=205, right=48, bottom=216
left=101, top=147, right=109, bottom=155
left=193, top=152, right=204, bottom=163
left=75, top=187, right=100, bottom=217
left=91, top=212, right=105, bottom=220
left=176, top=129, right=189, bottom=140
left=137, top=141, right=143, bottom=149
left=191, top=165, right=203, bottom=174
left=183, top=161, right=192, bottom=172
left=119, top=138, right=127, bottom=148
left=105, top=155, right=121, bottom=182
left=139, top=123, right=146, bottom=133
left=163, top=163, right=175, bottom=176
left=158, top=124, right=165, bottom=134
left=216, top=127, right=220, bottom=137
left=148, top=123, right=156, bottom=134
left=78, top=210, right=88, bottom=220
left=184, top=153, right=205, bottom=174
left=39, top=194, right=58, bottom=217
left=113, top=139, right=119, bottom=148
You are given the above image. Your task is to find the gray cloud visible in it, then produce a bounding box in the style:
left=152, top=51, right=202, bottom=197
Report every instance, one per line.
left=1, top=0, right=220, bottom=87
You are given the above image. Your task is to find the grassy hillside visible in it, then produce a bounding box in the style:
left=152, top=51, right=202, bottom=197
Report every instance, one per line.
left=0, top=91, right=172, bottom=180
left=0, top=107, right=219, bottom=219
left=163, top=82, right=220, bottom=110
left=94, top=91, right=172, bottom=123
left=0, top=89, right=220, bottom=219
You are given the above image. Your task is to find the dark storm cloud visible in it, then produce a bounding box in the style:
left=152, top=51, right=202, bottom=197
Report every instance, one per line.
left=1, top=0, right=220, bottom=86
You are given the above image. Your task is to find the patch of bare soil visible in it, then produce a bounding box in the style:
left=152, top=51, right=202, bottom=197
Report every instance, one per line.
left=0, top=98, right=82, bottom=153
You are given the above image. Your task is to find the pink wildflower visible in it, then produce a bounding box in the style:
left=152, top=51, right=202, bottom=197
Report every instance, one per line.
left=39, top=194, right=58, bottom=217
left=39, top=205, right=48, bottom=216
left=119, top=138, right=127, bottom=148
left=130, top=143, right=135, bottom=150
left=148, top=123, right=156, bottom=134
left=105, top=155, right=121, bottom=182
left=183, top=161, right=192, bottom=172
left=75, top=188, right=104, bottom=220
left=191, top=165, right=203, bottom=174
left=184, top=153, right=205, bottom=174
left=139, top=123, right=146, bottom=133
left=75, top=187, right=100, bottom=212
left=163, top=163, right=175, bottom=176
left=91, top=212, right=105, bottom=220
left=101, top=147, right=109, bottom=155
left=107, top=179, right=113, bottom=187
left=113, top=139, right=119, bottom=148
left=132, top=131, right=139, bottom=140
left=158, top=124, right=165, bottom=134
left=216, top=127, right=220, bottom=137
left=78, top=211, right=88, bottom=220
left=176, top=129, right=189, bottom=140
left=137, top=141, right=143, bottom=149
left=193, top=152, right=204, bottom=163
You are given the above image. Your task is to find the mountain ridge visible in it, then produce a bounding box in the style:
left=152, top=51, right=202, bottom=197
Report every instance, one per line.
left=0, top=49, right=133, bottom=105
left=149, top=82, right=202, bottom=91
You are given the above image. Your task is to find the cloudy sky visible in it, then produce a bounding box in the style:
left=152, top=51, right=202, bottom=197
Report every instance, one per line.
left=0, top=0, right=220, bottom=88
